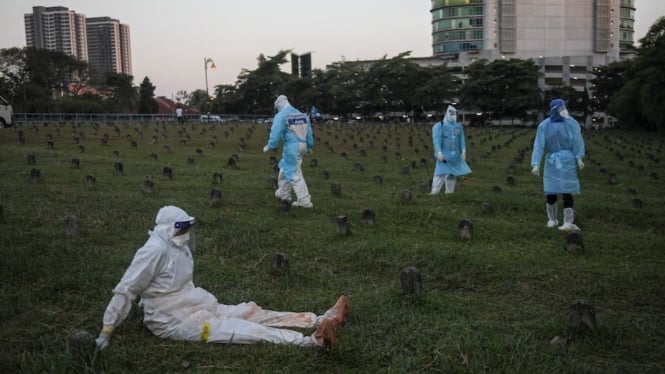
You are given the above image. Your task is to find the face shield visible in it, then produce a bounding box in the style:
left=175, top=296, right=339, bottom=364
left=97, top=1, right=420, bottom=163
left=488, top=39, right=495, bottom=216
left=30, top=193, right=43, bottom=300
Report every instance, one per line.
left=549, top=99, right=568, bottom=121
left=443, top=105, right=457, bottom=123
left=558, top=107, right=570, bottom=118
left=172, top=218, right=195, bottom=247
left=154, top=206, right=196, bottom=248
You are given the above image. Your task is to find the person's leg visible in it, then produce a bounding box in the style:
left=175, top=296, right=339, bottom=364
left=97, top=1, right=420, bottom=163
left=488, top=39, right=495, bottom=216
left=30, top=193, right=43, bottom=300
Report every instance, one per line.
left=317, top=295, right=350, bottom=328
left=430, top=174, right=444, bottom=195
left=167, top=298, right=343, bottom=347
left=205, top=301, right=339, bottom=347
left=274, top=168, right=292, bottom=202
left=205, top=316, right=327, bottom=346
left=216, top=301, right=317, bottom=328
left=292, top=148, right=312, bottom=207
left=559, top=194, right=580, bottom=231
left=546, top=194, right=558, bottom=228
left=444, top=174, right=457, bottom=194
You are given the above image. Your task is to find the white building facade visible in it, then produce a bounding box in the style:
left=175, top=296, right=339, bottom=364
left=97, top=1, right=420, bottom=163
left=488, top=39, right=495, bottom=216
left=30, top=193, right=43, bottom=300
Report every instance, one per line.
left=430, top=0, right=636, bottom=127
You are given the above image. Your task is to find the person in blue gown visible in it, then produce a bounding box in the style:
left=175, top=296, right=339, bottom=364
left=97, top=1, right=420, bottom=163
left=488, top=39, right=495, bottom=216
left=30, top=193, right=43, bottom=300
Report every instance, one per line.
left=531, top=99, right=586, bottom=231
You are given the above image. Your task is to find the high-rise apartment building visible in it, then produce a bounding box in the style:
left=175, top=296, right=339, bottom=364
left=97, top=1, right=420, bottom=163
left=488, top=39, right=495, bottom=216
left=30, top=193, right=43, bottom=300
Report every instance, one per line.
left=24, top=6, right=132, bottom=84
left=86, top=17, right=132, bottom=81
left=24, top=6, right=88, bottom=61
left=431, top=0, right=635, bottom=63
left=429, top=0, right=636, bottom=127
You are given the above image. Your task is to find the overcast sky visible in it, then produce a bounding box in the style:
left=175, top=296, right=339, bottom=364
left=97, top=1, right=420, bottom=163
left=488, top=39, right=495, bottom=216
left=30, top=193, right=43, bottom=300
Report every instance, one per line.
left=1, top=0, right=663, bottom=98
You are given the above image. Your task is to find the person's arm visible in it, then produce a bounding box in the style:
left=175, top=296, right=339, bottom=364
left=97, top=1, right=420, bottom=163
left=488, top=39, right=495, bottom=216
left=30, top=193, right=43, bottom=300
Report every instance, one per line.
left=458, top=124, right=467, bottom=160
left=97, top=245, right=167, bottom=348
left=432, top=123, right=443, bottom=160
left=306, top=118, right=314, bottom=152
left=571, top=120, right=585, bottom=161
left=265, top=112, right=286, bottom=151
left=531, top=122, right=546, bottom=175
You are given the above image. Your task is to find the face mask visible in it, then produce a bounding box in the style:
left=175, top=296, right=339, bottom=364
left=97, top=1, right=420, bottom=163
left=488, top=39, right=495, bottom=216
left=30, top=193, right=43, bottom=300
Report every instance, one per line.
left=449, top=115, right=457, bottom=123
left=171, top=232, right=190, bottom=247
left=559, top=108, right=569, bottom=118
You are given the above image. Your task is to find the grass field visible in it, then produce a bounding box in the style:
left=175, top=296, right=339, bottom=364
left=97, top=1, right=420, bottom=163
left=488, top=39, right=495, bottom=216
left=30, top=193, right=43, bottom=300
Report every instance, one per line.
left=0, top=120, right=663, bottom=373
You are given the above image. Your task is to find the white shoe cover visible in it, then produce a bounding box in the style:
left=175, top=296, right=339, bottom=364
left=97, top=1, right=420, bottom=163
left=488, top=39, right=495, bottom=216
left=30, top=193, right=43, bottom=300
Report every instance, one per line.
left=546, top=203, right=558, bottom=228
left=558, top=223, right=580, bottom=231
left=291, top=200, right=313, bottom=208
left=559, top=208, right=580, bottom=231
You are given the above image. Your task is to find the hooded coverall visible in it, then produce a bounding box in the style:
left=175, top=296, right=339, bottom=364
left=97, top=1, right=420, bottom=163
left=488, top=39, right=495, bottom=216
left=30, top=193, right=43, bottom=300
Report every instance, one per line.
left=265, top=96, right=315, bottom=207
left=97, top=206, right=322, bottom=347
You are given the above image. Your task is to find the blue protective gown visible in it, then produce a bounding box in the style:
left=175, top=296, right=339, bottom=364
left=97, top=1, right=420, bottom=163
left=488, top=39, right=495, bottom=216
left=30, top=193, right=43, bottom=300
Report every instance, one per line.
left=267, top=105, right=314, bottom=182
left=531, top=114, right=585, bottom=195
left=432, top=120, right=472, bottom=176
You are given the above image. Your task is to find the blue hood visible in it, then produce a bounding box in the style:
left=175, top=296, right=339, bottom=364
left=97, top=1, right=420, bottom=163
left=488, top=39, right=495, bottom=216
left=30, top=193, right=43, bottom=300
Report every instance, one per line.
left=549, top=99, right=566, bottom=122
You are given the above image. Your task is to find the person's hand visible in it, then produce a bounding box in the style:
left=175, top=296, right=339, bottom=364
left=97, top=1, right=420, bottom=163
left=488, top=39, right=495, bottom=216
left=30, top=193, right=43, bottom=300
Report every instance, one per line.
left=577, top=159, right=585, bottom=170
left=96, top=336, right=110, bottom=350
left=531, top=166, right=540, bottom=176
left=461, top=150, right=466, bottom=162
left=436, top=152, right=444, bottom=162
left=263, top=145, right=270, bottom=153
left=96, top=326, right=113, bottom=350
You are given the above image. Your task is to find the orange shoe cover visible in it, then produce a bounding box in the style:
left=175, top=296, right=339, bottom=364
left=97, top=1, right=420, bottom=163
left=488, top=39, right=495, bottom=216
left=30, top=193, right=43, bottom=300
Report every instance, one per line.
left=314, top=318, right=336, bottom=348
left=324, top=295, right=350, bottom=328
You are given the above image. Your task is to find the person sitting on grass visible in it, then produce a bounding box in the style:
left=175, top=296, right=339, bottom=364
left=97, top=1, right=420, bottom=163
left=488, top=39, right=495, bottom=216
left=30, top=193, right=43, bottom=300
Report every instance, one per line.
left=95, top=205, right=349, bottom=350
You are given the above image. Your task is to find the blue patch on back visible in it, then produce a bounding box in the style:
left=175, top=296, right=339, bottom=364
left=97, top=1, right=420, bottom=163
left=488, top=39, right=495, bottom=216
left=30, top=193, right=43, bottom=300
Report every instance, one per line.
left=286, top=114, right=308, bottom=126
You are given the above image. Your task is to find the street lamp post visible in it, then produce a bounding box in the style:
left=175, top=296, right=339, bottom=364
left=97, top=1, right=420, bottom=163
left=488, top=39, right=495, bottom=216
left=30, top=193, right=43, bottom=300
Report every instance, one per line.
left=204, top=57, right=216, bottom=118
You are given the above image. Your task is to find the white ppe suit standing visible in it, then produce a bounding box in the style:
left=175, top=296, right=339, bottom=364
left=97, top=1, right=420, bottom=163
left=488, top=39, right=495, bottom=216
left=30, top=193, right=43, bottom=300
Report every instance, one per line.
left=430, top=105, right=472, bottom=195
left=263, top=95, right=315, bottom=208
left=96, top=206, right=348, bottom=349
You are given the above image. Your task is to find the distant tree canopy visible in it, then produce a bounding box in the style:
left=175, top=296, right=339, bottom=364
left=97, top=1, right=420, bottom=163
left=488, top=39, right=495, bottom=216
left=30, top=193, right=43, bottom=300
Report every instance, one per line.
left=138, top=77, right=158, bottom=114
left=0, top=47, right=145, bottom=113
left=606, top=16, right=665, bottom=132
left=3, top=16, right=665, bottom=130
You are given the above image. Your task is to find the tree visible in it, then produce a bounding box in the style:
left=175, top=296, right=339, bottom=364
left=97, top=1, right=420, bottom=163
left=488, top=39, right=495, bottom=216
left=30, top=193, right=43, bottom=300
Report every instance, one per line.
left=319, top=60, right=366, bottom=117
left=411, top=63, right=458, bottom=118
left=0, top=47, right=87, bottom=112
left=608, top=16, right=665, bottom=131
left=459, top=59, right=542, bottom=124
left=138, top=76, right=158, bottom=114
left=225, top=51, right=295, bottom=114
left=544, top=85, right=588, bottom=119
left=103, top=72, right=137, bottom=113
left=589, top=61, right=630, bottom=115
left=175, top=90, right=190, bottom=106
left=188, top=89, right=209, bottom=112
left=362, top=52, right=425, bottom=118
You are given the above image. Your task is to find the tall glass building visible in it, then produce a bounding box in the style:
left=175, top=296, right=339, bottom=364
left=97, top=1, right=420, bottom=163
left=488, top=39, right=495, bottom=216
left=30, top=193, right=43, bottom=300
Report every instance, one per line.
left=430, top=0, right=636, bottom=127
left=431, top=0, right=635, bottom=62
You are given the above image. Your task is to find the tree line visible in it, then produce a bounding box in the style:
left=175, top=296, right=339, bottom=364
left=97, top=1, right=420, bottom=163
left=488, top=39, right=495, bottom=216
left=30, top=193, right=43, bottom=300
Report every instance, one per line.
left=1, top=17, right=663, bottom=131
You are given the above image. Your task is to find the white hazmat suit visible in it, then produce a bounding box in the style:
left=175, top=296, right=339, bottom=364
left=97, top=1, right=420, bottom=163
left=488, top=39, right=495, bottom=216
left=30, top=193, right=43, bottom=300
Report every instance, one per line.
left=96, top=206, right=348, bottom=349
left=263, top=95, right=315, bottom=208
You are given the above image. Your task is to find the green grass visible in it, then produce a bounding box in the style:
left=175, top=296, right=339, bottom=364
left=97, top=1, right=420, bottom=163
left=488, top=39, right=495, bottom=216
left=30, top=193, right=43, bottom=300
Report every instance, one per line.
left=1, top=121, right=664, bottom=373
